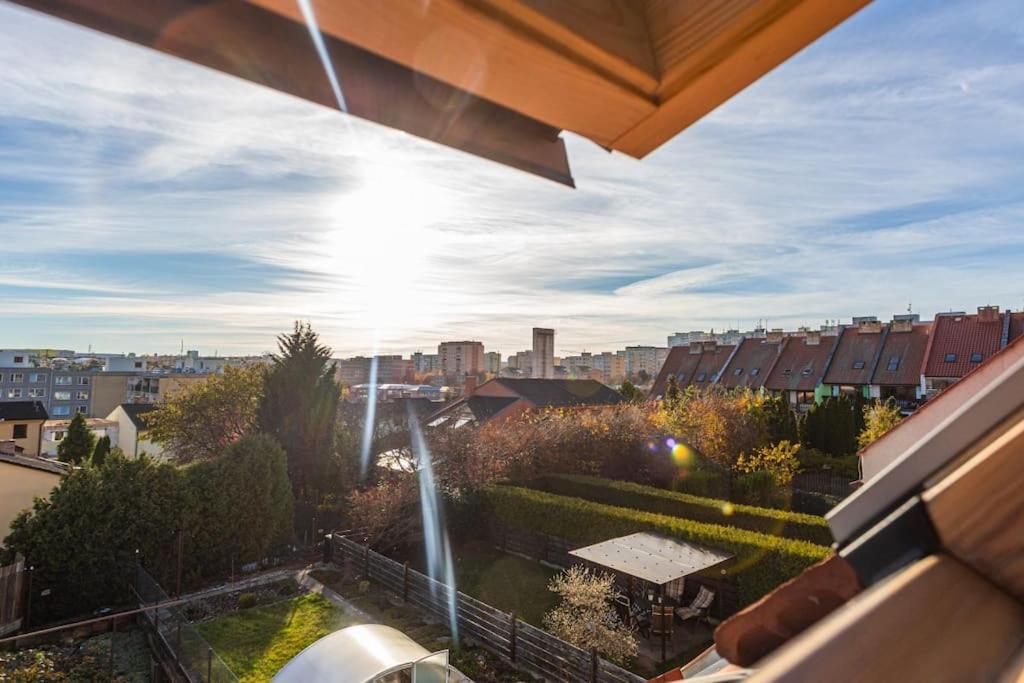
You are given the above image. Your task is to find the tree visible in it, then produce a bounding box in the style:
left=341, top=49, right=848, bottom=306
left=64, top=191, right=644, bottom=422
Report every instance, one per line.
left=146, top=365, right=264, bottom=463
left=618, top=380, right=643, bottom=402
left=90, top=436, right=111, bottom=467
left=664, top=374, right=681, bottom=406
left=858, top=399, right=902, bottom=449
left=636, top=369, right=651, bottom=385
left=543, top=566, right=637, bottom=665
left=801, top=395, right=859, bottom=456
left=57, top=412, right=95, bottom=465
left=258, top=322, right=340, bottom=500
left=735, top=440, right=801, bottom=488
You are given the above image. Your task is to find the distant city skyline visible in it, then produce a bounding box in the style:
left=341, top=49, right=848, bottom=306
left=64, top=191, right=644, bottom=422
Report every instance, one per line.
left=2, top=1, right=1023, bottom=356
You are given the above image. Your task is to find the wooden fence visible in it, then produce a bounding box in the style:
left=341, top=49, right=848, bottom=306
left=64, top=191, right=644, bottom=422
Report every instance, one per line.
left=0, top=556, right=25, bottom=637
left=330, top=535, right=644, bottom=683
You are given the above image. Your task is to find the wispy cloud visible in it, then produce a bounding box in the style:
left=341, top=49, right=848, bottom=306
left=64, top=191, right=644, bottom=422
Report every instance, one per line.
left=1, top=0, right=1023, bottom=356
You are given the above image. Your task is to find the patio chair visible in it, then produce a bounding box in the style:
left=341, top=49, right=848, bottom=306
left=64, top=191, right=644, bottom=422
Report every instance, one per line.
left=675, top=586, right=716, bottom=624
left=651, top=604, right=674, bottom=637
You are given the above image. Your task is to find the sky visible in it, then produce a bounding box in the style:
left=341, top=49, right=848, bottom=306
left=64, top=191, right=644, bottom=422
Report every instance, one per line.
left=1, top=1, right=1023, bottom=358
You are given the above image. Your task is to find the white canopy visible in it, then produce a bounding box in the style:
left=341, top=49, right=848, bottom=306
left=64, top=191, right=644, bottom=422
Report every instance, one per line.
left=272, top=624, right=448, bottom=683
left=569, top=532, right=733, bottom=586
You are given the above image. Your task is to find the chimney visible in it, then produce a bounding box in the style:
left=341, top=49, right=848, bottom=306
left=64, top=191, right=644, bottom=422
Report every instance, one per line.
left=891, top=317, right=913, bottom=333
left=463, top=376, right=477, bottom=396
left=766, top=328, right=785, bottom=344
left=858, top=319, right=882, bottom=334
left=703, top=340, right=718, bottom=353
left=978, top=305, right=1001, bottom=323
left=689, top=342, right=702, bottom=355
left=805, top=330, right=822, bottom=346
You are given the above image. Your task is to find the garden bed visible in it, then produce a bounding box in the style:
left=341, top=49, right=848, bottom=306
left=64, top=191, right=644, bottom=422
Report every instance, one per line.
left=0, top=628, right=152, bottom=682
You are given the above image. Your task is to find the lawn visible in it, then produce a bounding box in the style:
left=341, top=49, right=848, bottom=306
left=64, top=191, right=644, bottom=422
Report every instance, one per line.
left=197, top=593, right=357, bottom=682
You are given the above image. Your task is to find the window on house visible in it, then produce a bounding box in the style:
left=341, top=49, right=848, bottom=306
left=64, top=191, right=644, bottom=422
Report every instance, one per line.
left=852, top=361, right=865, bottom=369
left=133, top=361, right=142, bottom=368
left=13, top=356, right=24, bottom=364
left=944, top=353, right=957, bottom=362
left=54, top=430, right=65, bottom=441
left=801, top=367, right=814, bottom=375
left=750, top=368, right=760, bottom=376
left=887, top=356, right=900, bottom=372
left=78, top=376, right=89, bottom=385
left=696, top=372, right=706, bottom=381
left=10, top=373, right=23, bottom=382
left=54, top=376, right=72, bottom=385
left=75, top=391, right=89, bottom=400
left=76, top=406, right=87, bottom=414
left=782, top=368, right=792, bottom=375
left=969, top=352, right=983, bottom=363
left=675, top=373, right=685, bottom=382
left=51, top=406, right=70, bottom=416
left=734, top=368, right=743, bottom=376
left=12, top=424, right=28, bottom=439
left=7, top=388, right=22, bottom=398
left=30, top=373, right=45, bottom=383
left=54, top=391, right=72, bottom=400
left=28, top=388, right=46, bottom=398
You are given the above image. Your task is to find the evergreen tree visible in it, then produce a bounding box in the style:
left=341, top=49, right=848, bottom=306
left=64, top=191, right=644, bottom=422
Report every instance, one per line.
left=57, top=412, right=95, bottom=465
left=90, top=435, right=111, bottom=467
left=258, top=322, right=340, bottom=500
left=618, top=380, right=642, bottom=402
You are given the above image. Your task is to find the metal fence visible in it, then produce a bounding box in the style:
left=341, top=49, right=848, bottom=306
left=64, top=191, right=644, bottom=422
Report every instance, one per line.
left=793, top=471, right=855, bottom=498
left=0, top=556, right=25, bottom=637
left=330, top=534, right=644, bottom=683
left=134, top=565, right=237, bottom=683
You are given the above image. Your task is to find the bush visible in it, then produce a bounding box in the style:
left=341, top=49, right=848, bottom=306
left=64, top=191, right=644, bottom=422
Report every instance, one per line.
left=732, top=471, right=780, bottom=509
left=486, top=487, right=830, bottom=607
left=2, top=435, right=294, bottom=622
left=237, top=593, right=257, bottom=609
left=527, top=475, right=831, bottom=545
left=796, top=448, right=860, bottom=478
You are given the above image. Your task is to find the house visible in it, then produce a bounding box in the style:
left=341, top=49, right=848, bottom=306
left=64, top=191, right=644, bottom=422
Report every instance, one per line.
left=762, top=330, right=839, bottom=409
left=0, top=444, right=66, bottom=539
left=41, top=418, right=119, bottom=457
left=0, top=401, right=48, bottom=457
left=820, top=319, right=888, bottom=400
left=106, top=404, right=163, bottom=460
left=921, top=306, right=1005, bottom=397
left=427, top=378, right=623, bottom=428
left=649, top=341, right=737, bottom=398
left=716, top=334, right=785, bottom=391
left=868, top=316, right=931, bottom=410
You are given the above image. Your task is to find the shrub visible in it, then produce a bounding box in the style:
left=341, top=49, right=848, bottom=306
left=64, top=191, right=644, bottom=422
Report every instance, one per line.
left=859, top=399, right=902, bottom=449
left=544, top=566, right=637, bottom=665
left=527, top=475, right=831, bottom=545
left=735, top=441, right=801, bottom=488
left=486, top=487, right=830, bottom=607
left=237, top=593, right=257, bottom=609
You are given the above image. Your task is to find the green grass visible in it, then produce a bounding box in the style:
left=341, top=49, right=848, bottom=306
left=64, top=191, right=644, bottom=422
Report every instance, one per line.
left=197, top=593, right=358, bottom=682
left=450, top=542, right=559, bottom=626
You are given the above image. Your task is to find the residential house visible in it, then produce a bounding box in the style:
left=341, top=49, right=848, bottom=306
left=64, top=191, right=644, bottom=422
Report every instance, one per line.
left=0, top=444, right=66, bottom=539
left=0, top=402, right=48, bottom=457
left=716, top=334, right=784, bottom=391
left=650, top=344, right=705, bottom=398
left=427, top=378, right=623, bottom=428
left=821, top=319, right=887, bottom=400
left=106, top=404, right=164, bottom=460
left=689, top=341, right=736, bottom=390
left=921, top=306, right=1005, bottom=397
left=41, top=418, right=119, bottom=457
left=763, top=330, right=838, bottom=409
left=869, top=316, right=931, bottom=409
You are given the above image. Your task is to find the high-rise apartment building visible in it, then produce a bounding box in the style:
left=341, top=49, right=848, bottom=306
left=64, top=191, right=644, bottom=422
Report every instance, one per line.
left=438, top=341, right=485, bottom=379
left=532, top=328, right=555, bottom=379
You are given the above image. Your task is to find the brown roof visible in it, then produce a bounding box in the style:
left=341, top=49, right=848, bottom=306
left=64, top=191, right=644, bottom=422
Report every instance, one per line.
left=870, top=323, right=931, bottom=387
left=763, top=335, right=837, bottom=392
left=923, top=313, right=1004, bottom=378
left=690, top=344, right=736, bottom=388
left=1008, top=312, right=1024, bottom=344
left=719, top=338, right=783, bottom=390
left=650, top=346, right=703, bottom=398
left=823, top=326, right=887, bottom=386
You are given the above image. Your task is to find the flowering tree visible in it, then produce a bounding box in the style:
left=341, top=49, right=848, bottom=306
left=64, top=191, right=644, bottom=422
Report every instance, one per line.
left=543, top=565, right=637, bottom=665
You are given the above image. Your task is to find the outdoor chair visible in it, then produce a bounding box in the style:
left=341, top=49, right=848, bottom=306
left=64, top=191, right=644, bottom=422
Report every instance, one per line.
left=675, top=586, right=716, bottom=624
left=651, top=604, right=674, bottom=638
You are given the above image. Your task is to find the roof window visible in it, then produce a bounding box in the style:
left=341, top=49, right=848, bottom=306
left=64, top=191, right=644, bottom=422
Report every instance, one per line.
left=969, top=352, right=983, bottom=363
left=801, top=367, right=813, bottom=376
left=733, top=368, right=743, bottom=376
left=696, top=372, right=706, bottom=382
left=750, top=368, right=760, bottom=376
left=944, top=353, right=957, bottom=363
left=852, top=361, right=865, bottom=370
left=887, top=356, right=900, bottom=372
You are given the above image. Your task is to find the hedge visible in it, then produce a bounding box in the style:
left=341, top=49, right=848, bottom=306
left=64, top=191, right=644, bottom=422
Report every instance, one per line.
left=485, top=486, right=830, bottom=607
left=526, top=475, right=833, bottom=545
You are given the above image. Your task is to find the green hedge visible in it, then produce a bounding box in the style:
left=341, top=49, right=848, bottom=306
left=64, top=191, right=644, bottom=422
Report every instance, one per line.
left=486, top=486, right=830, bottom=607
left=527, top=475, right=832, bottom=545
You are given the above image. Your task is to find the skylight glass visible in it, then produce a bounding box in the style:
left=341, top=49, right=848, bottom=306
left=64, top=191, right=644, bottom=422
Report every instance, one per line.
left=969, top=352, right=983, bottom=363
left=852, top=361, right=865, bottom=369
left=945, top=353, right=957, bottom=362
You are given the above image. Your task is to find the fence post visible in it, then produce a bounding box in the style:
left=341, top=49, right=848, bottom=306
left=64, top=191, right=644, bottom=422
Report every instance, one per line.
left=207, top=646, right=213, bottom=682
left=591, top=646, right=599, bottom=683
left=509, top=613, right=517, bottom=662
left=402, top=562, right=410, bottom=602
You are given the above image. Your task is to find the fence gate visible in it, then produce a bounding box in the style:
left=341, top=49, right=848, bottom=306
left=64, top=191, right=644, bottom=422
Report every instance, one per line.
left=0, top=555, right=25, bottom=637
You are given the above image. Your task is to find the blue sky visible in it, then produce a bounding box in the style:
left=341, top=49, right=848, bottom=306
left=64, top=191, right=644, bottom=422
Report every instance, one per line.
left=1, top=0, right=1023, bottom=357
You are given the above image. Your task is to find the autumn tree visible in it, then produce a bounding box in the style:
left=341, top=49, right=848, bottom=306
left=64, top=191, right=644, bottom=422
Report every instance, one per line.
left=735, top=440, right=802, bottom=488
left=544, top=566, right=637, bottom=665
left=858, top=399, right=903, bottom=449
left=146, top=365, right=264, bottom=463
left=58, top=412, right=95, bottom=465
left=258, top=322, right=339, bottom=501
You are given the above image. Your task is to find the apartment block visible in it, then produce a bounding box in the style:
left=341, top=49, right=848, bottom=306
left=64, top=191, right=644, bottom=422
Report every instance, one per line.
left=438, top=341, right=485, bottom=379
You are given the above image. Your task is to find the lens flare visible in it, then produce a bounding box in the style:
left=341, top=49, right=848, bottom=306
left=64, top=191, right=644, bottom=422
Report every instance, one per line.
left=359, top=355, right=379, bottom=479
left=671, top=442, right=696, bottom=467
left=721, top=502, right=735, bottom=517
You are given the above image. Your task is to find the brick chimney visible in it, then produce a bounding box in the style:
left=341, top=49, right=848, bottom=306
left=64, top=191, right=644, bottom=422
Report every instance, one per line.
left=858, top=319, right=882, bottom=334
left=766, top=328, right=785, bottom=344
left=463, top=376, right=477, bottom=396
left=703, top=340, right=718, bottom=353
left=978, top=305, right=1001, bottom=323
left=805, top=330, right=822, bottom=346
left=689, top=342, right=702, bottom=355
left=891, top=317, right=913, bottom=333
